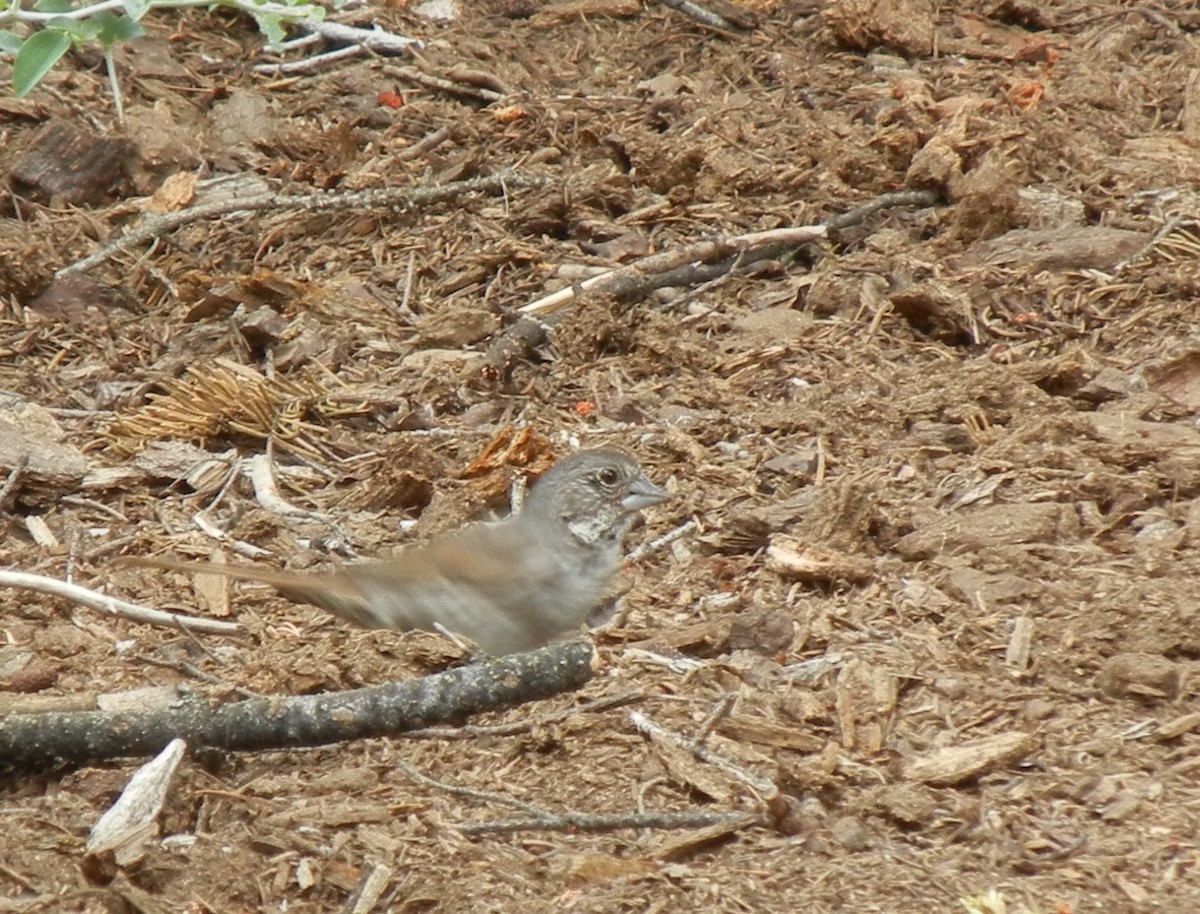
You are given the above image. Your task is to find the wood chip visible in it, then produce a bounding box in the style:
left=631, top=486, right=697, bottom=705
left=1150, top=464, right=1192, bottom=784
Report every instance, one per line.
left=1005, top=615, right=1033, bottom=670
left=651, top=737, right=739, bottom=803
left=96, top=685, right=181, bottom=713
left=1155, top=711, right=1200, bottom=741
left=766, top=534, right=874, bottom=585
left=902, top=732, right=1036, bottom=785
left=146, top=170, right=199, bottom=212
left=651, top=812, right=760, bottom=861
left=344, top=861, right=394, bottom=914
left=24, top=515, right=58, bottom=547
left=895, top=503, right=1078, bottom=559
left=0, top=395, right=90, bottom=508
left=717, top=714, right=823, bottom=753
left=10, top=118, right=132, bottom=205
left=835, top=658, right=898, bottom=753
left=85, top=738, right=187, bottom=866
left=192, top=549, right=233, bottom=618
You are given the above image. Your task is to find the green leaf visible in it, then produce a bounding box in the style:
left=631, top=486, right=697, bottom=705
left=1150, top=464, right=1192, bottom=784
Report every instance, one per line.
left=43, top=14, right=93, bottom=37
left=0, top=29, right=25, bottom=55
left=254, top=11, right=285, bottom=48
left=121, top=0, right=151, bottom=20
left=12, top=27, right=70, bottom=96
left=31, top=0, right=74, bottom=12
left=93, top=10, right=143, bottom=48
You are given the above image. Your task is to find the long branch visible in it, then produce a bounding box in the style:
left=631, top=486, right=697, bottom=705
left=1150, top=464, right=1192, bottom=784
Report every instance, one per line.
left=56, top=172, right=547, bottom=279
left=0, top=641, right=596, bottom=770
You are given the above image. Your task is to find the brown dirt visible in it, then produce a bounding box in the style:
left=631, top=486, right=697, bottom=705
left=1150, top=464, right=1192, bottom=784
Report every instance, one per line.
left=3, top=1, right=1200, bottom=911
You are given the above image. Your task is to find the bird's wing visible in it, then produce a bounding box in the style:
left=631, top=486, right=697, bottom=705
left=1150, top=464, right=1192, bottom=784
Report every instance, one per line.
left=346, top=520, right=568, bottom=653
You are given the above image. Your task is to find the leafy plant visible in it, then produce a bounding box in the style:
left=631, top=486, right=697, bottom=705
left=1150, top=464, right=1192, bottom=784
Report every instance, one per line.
left=0, top=0, right=329, bottom=119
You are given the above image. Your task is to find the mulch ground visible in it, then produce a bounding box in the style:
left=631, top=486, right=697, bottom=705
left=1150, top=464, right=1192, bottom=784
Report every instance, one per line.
left=2, top=1, right=1200, bottom=911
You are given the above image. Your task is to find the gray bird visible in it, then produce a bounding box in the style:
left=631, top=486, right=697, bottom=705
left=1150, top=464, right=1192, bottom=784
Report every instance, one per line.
left=120, top=449, right=668, bottom=655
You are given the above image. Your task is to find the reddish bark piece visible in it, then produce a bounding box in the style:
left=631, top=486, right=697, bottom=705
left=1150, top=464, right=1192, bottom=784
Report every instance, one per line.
left=9, top=119, right=133, bottom=205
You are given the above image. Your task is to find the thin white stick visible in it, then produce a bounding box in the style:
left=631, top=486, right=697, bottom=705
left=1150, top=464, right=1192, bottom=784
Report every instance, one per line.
left=253, top=43, right=366, bottom=74
left=627, top=519, right=695, bottom=562
left=190, top=517, right=273, bottom=559
left=244, top=454, right=325, bottom=519
left=0, top=570, right=241, bottom=636
left=301, top=19, right=421, bottom=52
left=2, top=0, right=318, bottom=23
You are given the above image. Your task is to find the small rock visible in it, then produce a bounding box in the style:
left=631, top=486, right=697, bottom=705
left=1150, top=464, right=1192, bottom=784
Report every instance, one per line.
left=945, top=567, right=1036, bottom=605
left=1098, top=653, right=1182, bottom=701
left=830, top=815, right=872, bottom=850
left=762, top=449, right=819, bottom=476
left=461, top=401, right=503, bottom=427
left=908, top=419, right=975, bottom=452
left=1078, top=366, right=1138, bottom=403
left=396, top=403, right=436, bottom=431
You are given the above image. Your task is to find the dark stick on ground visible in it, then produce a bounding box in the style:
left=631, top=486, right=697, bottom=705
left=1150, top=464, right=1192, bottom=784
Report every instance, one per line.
left=0, top=641, right=596, bottom=771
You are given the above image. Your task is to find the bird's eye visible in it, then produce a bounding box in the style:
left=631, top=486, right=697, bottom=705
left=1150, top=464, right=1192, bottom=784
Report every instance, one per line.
left=597, top=467, right=620, bottom=486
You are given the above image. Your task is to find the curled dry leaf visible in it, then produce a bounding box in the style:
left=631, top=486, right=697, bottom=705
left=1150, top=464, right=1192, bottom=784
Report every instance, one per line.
left=146, top=171, right=199, bottom=213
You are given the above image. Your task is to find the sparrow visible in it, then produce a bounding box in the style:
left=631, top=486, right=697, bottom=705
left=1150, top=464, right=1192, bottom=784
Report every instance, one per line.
left=119, top=448, right=668, bottom=655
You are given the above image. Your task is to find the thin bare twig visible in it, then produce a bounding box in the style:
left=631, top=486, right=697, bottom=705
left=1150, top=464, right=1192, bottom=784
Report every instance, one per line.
left=514, top=188, right=939, bottom=319
left=394, top=758, right=553, bottom=819
left=57, top=172, right=546, bottom=279
left=627, top=520, right=696, bottom=562
left=0, top=569, right=241, bottom=636
left=256, top=44, right=368, bottom=74
left=630, top=710, right=778, bottom=798
left=690, top=693, right=737, bottom=751
left=0, top=455, right=28, bottom=512
left=456, top=809, right=760, bottom=836
left=395, top=126, right=453, bottom=162
left=254, top=18, right=422, bottom=73
left=396, top=735, right=764, bottom=838
left=300, top=19, right=421, bottom=52
left=1114, top=213, right=1186, bottom=272
left=826, top=187, right=941, bottom=234
left=520, top=225, right=828, bottom=317
left=384, top=65, right=504, bottom=104
left=393, top=698, right=756, bottom=839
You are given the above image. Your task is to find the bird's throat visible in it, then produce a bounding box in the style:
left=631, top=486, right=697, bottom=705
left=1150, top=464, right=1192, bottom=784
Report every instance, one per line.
left=564, top=511, right=626, bottom=546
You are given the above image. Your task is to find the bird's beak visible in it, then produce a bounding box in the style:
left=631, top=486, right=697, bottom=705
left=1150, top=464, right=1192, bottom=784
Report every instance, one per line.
left=622, top=474, right=669, bottom=511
